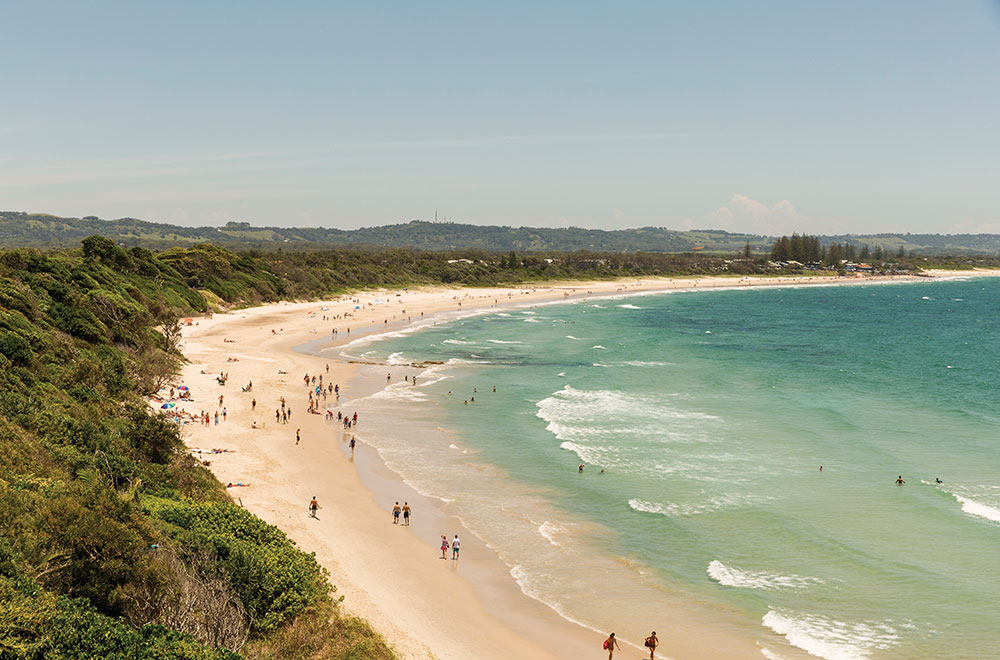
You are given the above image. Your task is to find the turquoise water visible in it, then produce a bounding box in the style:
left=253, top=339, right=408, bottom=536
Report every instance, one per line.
left=342, top=279, right=1000, bottom=660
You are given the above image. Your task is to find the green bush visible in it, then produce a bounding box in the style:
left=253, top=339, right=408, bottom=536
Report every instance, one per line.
left=144, top=497, right=329, bottom=633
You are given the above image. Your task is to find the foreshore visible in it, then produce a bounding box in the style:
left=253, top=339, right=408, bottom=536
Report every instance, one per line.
left=171, top=270, right=998, bottom=659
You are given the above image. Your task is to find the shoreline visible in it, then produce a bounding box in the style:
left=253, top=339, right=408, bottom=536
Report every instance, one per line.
left=171, top=270, right=999, bottom=659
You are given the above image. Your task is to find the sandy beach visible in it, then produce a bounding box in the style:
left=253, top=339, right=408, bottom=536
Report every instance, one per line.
left=167, top=270, right=999, bottom=660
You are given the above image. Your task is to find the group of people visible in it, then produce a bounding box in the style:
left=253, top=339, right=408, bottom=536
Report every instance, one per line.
left=391, top=501, right=411, bottom=525
left=440, top=534, right=460, bottom=560
left=602, top=631, right=659, bottom=659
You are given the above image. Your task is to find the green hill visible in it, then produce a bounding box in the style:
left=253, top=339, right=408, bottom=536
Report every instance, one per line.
left=4, top=211, right=1000, bottom=254
left=0, top=238, right=395, bottom=660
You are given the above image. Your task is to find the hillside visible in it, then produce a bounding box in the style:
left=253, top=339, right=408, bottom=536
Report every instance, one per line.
left=8, top=211, right=998, bottom=255
left=0, top=238, right=395, bottom=660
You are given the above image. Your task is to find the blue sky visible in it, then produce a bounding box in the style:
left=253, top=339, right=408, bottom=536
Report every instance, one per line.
left=1, top=1, right=999, bottom=234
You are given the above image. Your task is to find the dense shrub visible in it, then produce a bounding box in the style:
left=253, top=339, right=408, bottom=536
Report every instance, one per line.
left=144, top=497, right=329, bottom=633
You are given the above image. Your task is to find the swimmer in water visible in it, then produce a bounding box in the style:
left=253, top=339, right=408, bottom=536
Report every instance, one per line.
left=896, top=475, right=905, bottom=485
left=578, top=464, right=584, bottom=473
left=935, top=477, right=943, bottom=484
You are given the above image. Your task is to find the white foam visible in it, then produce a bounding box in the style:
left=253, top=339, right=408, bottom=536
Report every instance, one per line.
left=620, top=360, right=668, bottom=367
left=629, top=494, right=762, bottom=517
left=707, top=560, right=822, bottom=590
left=565, top=335, right=584, bottom=340
left=442, top=339, right=475, bottom=345
left=370, top=383, right=428, bottom=402
left=487, top=339, right=523, bottom=344
left=523, top=318, right=541, bottom=323
left=537, top=386, right=717, bottom=426
left=760, top=648, right=791, bottom=660
left=953, top=494, right=1000, bottom=524
left=762, top=609, right=900, bottom=660
left=618, top=303, right=644, bottom=309
left=386, top=352, right=409, bottom=365
left=591, top=345, right=607, bottom=350
left=538, top=521, right=564, bottom=547
left=449, top=443, right=460, bottom=450
left=592, top=363, right=612, bottom=367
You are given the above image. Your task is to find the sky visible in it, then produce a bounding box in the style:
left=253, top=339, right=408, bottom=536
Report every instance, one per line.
left=1, top=1, right=999, bottom=235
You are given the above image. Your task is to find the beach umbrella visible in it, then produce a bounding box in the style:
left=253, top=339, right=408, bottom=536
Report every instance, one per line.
left=177, top=385, right=189, bottom=391
left=355, top=305, right=360, bottom=310
left=161, top=402, right=176, bottom=409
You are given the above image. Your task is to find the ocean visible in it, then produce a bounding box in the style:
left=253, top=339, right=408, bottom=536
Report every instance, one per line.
left=334, top=278, right=1000, bottom=660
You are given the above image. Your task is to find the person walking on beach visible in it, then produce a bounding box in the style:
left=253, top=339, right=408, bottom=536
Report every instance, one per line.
left=392, top=502, right=401, bottom=524
left=440, top=535, right=449, bottom=559
left=402, top=502, right=411, bottom=526
left=296, top=429, right=301, bottom=445
left=644, top=631, right=659, bottom=659
left=603, top=632, right=621, bottom=659
left=309, top=497, right=319, bottom=518
left=451, top=534, right=461, bottom=560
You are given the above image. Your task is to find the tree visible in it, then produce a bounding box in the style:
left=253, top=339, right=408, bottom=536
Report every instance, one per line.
left=825, top=243, right=842, bottom=266
left=770, top=236, right=791, bottom=261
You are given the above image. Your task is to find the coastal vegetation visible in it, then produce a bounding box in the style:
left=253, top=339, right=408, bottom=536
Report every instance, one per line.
left=0, top=237, right=395, bottom=659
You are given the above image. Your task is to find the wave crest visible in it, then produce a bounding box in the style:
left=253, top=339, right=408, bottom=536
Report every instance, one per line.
left=707, top=560, right=822, bottom=590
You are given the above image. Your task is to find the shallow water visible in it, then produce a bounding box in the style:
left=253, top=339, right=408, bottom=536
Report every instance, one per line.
left=336, top=278, right=1000, bottom=660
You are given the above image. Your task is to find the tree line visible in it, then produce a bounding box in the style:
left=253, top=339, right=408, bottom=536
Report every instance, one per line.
left=770, top=233, right=909, bottom=266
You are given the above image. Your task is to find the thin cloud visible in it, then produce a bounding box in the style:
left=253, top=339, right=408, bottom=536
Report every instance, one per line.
left=0, top=131, right=707, bottom=188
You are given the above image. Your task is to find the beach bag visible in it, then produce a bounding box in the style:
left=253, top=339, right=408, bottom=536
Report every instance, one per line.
left=602, top=640, right=609, bottom=650
left=645, top=636, right=653, bottom=648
